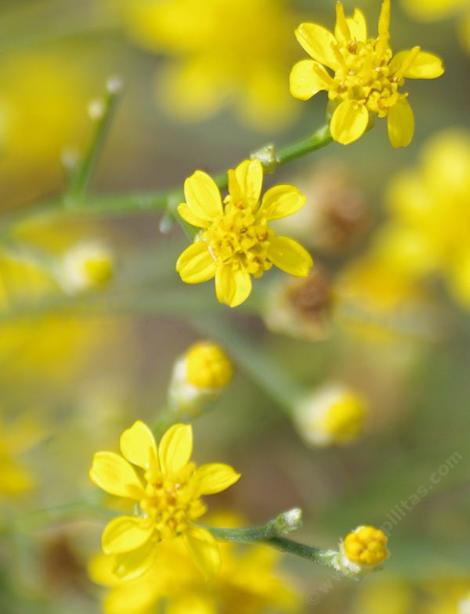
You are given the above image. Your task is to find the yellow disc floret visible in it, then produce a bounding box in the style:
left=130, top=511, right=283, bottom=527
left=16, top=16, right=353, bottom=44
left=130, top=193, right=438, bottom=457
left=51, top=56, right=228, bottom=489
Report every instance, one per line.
left=185, top=342, right=233, bottom=390
left=343, top=526, right=389, bottom=567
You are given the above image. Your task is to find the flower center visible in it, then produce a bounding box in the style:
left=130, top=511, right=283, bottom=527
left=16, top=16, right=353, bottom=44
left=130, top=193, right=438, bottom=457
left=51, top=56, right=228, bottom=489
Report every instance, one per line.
left=331, top=38, right=401, bottom=117
left=202, top=199, right=273, bottom=277
left=140, top=467, right=206, bottom=541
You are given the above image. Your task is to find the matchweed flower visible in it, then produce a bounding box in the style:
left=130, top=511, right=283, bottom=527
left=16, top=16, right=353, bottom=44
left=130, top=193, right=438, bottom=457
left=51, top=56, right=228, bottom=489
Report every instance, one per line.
left=333, top=525, right=389, bottom=576
left=89, top=421, right=240, bottom=579
left=289, top=0, right=444, bottom=146
left=119, top=0, right=298, bottom=130
left=58, top=242, right=114, bottom=295
left=293, top=383, right=366, bottom=447
left=89, top=516, right=301, bottom=614
left=169, top=341, right=234, bottom=415
left=264, top=268, right=334, bottom=341
left=176, top=159, right=313, bottom=307
left=383, top=130, right=470, bottom=308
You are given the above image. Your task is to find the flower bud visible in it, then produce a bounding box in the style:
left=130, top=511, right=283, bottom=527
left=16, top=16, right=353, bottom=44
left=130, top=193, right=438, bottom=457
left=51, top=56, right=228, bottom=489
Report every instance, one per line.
left=293, top=383, right=366, bottom=447
left=273, top=508, right=303, bottom=535
left=169, top=341, right=233, bottom=415
left=58, top=242, right=114, bottom=295
left=333, top=526, right=389, bottom=576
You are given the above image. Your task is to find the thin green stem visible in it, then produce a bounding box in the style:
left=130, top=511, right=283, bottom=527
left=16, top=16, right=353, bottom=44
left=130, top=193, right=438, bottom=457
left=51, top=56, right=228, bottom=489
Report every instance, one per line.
left=275, top=124, right=332, bottom=165
left=66, top=77, right=122, bottom=201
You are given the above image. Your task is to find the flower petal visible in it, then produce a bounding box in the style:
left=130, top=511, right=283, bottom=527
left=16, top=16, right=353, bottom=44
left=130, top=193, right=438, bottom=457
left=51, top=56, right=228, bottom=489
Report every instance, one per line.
left=159, top=423, right=193, bottom=475
left=102, top=516, right=154, bottom=555
left=295, top=23, right=338, bottom=69
left=88, top=554, right=119, bottom=587
left=260, top=185, right=306, bottom=220
left=348, top=9, right=367, bottom=41
left=112, top=539, right=158, bottom=581
left=335, top=2, right=351, bottom=42
left=89, top=452, right=144, bottom=499
left=184, top=171, right=222, bottom=221
left=289, top=60, right=332, bottom=101
left=330, top=100, right=369, bottom=145
left=185, top=526, right=220, bottom=578
left=176, top=241, right=216, bottom=284
left=215, top=264, right=252, bottom=307
left=388, top=98, right=415, bottom=148
left=120, top=420, right=158, bottom=471
left=229, top=159, right=263, bottom=205
left=268, top=236, right=313, bottom=277
left=194, top=463, right=241, bottom=496
left=391, top=49, right=444, bottom=79
left=177, top=203, right=209, bottom=228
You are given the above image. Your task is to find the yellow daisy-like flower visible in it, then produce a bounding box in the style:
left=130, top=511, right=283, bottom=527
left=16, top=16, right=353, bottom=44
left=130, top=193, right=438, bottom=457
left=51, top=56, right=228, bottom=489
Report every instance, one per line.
left=89, top=421, right=240, bottom=579
left=289, top=0, right=444, bottom=147
left=176, top=159, right=313, bottom=307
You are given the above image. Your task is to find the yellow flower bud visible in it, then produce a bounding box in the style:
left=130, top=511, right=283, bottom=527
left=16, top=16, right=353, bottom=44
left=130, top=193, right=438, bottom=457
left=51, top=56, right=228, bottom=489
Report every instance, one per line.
left=335, top=525, right=389, bottom=576
left=185, top=342, right=233, bottom=390
left=293, top=383, right=366, bottom=447
left=59, top=243, right=114, bottom=294
left=169, top=341, right=233, bottom=415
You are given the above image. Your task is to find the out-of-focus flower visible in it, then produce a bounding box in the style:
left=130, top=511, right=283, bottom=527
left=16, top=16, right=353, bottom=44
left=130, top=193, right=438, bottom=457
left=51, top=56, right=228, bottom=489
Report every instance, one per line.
left=176, top=159, right=313, bottom=307
left=169, top=341, right=233, bottom=415
left=293, top=383, right=366, bottom=447
left=57, top=242, right=114, bottom=295
left=120, top=0, right=298, bottom=130
left=383, top=130, right=470, bottom=308
left=0, top=416, right=43, bottom=498
left=90, top=517, right=302, bottom=614
left=290, top=0, right=444, bottom=146
left=264, top=267, right=334, bottom=341
left=89, top=421, right=240, bottom=579
left=278, top=160, right=370, bottom=254
left=401, top=0, right=470, bottom=53
left=333, top=525, right=389, bottom=576
left=0, top=49, right=95, bottom=203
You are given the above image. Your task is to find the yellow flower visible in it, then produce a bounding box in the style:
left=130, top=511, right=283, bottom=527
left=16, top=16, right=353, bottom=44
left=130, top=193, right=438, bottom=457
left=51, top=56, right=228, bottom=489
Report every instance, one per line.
left=293, top=383, right=366, bottom=447
left=334, top=525, right=389, bottom=576
left=176, top=159, right=313, bottom=307
left=90, top=515, right=301, bottom=614
left=289, top=0, right=444, bottom=146
left=117, top=0, right=298, bottom=130
left=89, top=421, right=240, bottom=579
left=384, top=130, right=470, bottom=307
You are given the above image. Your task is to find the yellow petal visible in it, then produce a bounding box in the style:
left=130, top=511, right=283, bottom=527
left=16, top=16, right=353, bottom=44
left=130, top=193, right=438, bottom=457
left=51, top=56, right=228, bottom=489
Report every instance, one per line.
left=391, top=49, right=444, bottom=79
left=185, top=527, right=220, bottom=578
left=112, top=539, right=158, bottom=581
left=177, top=203, right=209, bottom=228
left=159, top=423, right=193, bottom=474
left=229, top=159, right=263, bottom=205
left=105, top=580, right=162, bottom=614
left=184, top=171, right=222, bottom=221
left=176, top=241, right=216, bottom=284
left=378, top=0, right=391, bottom=41
left=194, top=463, right=241, bottom=496
left=87, top=554, right=119, bottom=588
left=330, top=100, right=369, bottom=145
left=120, top=420, right=158, bottom=471
left=89, top=452, right=144, bottom=499
left=289, top=60, right=332, bottom=101
left=102, top=516, right=154, bottom=555
left=348, top=9, right=367, bottom=41
left=167, top=594, right=215, bottom=614
left=268, top=236, right=313, bottom=277
left=215, top=264, right=252, bottom=307
left=260, top=185, right=306, bottom=221
left=335, top=2, right=351, bottom=42
left=388, top=98, right=415, bottom=148
left=295, top=23, right=338, bottom=69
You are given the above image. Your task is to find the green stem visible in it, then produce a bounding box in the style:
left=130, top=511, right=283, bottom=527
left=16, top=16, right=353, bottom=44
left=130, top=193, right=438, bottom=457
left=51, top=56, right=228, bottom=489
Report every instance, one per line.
left=66, top=77, right=122, bottom=201
left=0, top=124, right=331, bottom=241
